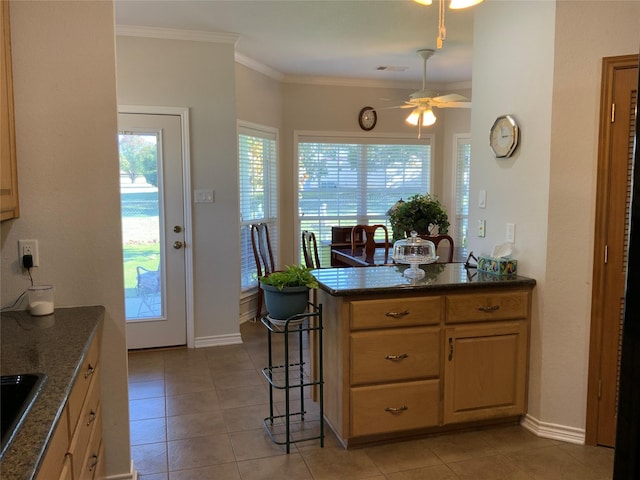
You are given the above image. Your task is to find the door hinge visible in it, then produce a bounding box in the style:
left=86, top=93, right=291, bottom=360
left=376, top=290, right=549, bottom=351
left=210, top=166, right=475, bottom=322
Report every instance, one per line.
left=598, top=379, right=602, bottom=399
left=611, top=103, right=616, bottom=123
left=604, top=245, right=608, bottom=264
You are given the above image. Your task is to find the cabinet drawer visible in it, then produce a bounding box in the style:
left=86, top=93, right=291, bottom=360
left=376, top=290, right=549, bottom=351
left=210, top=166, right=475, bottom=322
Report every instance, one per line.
left=446, top=291, right=529, bottom=324
left=351, top=327, right=439, bottom=385
left=351, top=380, right=440, bottom=437
left=78, top=410, right=103, bottom=480
left=35, top=407, right=69, bottom=480
left=351, top=296, right=441, bottom=330
left=69, top=367, right=101, bottom=478
left=68, top=332, right=100, bottom=427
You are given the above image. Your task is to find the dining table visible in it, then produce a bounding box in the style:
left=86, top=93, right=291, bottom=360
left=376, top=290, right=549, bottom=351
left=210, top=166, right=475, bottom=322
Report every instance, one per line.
left=331, top=246, right=392, bottom=267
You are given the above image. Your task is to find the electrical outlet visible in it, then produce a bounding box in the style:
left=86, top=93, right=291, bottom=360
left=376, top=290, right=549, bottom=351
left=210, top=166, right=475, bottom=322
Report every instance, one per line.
left=478, top=220, right=486, bottom=238
left=506, top=223, right=516, bottom=243
left=18, top=239, right=39, bottom=267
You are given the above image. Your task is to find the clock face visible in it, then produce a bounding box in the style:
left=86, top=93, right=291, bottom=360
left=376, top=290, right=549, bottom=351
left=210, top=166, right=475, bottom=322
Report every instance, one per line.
left=358, top=106, right=377, bottom=131
left=490, top=115, right=519, bottom=158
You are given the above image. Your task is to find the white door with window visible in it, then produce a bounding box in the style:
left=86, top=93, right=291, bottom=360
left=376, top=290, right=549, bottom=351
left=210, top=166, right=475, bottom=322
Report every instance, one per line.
left=118, top=111, right=188, bottom=349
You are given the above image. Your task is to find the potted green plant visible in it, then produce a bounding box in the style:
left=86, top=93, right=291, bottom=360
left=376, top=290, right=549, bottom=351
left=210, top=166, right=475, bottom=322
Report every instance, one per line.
left=387, top=193, right=450, bottom=242
left=259, top=265, right=318, bottom=321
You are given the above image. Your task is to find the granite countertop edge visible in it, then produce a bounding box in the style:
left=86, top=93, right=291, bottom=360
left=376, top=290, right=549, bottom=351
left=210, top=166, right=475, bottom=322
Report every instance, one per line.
left=0, top=306, right=105, bottom=480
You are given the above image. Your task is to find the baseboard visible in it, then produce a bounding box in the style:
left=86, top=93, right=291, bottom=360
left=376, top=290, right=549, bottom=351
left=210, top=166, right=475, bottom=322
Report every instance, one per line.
left=194, top=333, right=243, bottom=348
left=106, top=460, right=138, bottom=479
left=521, top=414, right=585, bottom=445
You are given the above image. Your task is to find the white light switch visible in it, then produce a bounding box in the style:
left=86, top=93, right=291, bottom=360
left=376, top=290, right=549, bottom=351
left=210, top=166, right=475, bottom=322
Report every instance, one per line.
left=479, top=190, right=486, bottom=208
left=506, top=223, right=515, bottom=243
left=195, top=189, right=214, bottom=203
left=478, top=220, right=486, bottom=237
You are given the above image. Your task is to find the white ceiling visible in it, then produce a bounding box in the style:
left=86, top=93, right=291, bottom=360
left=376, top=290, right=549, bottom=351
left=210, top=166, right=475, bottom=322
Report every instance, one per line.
left=114, top=0, right=476, bottom=87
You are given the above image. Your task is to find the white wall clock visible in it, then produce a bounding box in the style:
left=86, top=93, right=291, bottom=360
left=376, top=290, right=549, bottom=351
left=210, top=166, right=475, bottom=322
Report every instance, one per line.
left=489, top=114, right=520, bottom=158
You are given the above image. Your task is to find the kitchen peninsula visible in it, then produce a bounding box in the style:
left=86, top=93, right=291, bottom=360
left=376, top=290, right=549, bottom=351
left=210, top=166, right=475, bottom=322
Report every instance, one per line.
left=312, top=263, right=536, bottom=447
left=1, top=306, right=104, bottom=480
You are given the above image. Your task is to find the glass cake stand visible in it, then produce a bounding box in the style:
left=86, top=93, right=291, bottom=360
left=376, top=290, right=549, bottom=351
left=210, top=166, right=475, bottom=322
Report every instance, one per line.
left=392, top=231, right=439, bottom=279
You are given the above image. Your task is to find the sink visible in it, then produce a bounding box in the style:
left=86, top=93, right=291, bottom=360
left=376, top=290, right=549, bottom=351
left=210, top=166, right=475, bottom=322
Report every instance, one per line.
left=0, top=373, right=47, bottom=458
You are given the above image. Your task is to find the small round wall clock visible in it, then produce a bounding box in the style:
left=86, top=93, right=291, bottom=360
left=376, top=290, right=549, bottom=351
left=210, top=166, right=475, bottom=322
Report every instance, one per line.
left=489, top=114, right=520, bottom=158
left=358, top=106, right=377, bottom=131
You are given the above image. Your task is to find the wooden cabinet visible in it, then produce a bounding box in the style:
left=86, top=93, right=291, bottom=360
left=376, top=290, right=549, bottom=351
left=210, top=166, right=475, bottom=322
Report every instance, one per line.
left=37, top=330, right=103, bottom=480
left=1, top=1, right=19, bottom=221
left=319, top=285, right=532, bottom=447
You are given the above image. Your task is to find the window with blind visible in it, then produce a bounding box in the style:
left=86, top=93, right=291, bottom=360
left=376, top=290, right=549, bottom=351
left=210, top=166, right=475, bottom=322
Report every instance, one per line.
left=296, top=134, right=432, bottom=262
left=454, top=135, right=471, bottom=261
left=239, top=123, right=278, bottom=292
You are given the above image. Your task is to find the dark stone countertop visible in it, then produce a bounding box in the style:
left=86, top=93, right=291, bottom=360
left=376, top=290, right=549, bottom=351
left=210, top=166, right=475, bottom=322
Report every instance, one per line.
left=312, top=263, right=536, bottom=296
left=0, top=306, right=104, bottom=480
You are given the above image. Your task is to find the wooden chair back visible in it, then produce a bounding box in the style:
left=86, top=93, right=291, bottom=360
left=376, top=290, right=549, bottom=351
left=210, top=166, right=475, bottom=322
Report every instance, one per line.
left=417, top=233, right=455, bottom=263
left=351, top=224, right=390, bottom=263
left=250, top=223, right=276, bottom=320
left=302, top=230, right=321, bottom=269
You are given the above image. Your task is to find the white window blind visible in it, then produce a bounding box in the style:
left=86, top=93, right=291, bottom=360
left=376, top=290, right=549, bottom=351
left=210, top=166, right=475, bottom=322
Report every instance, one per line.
left=239, top=123, right=278, bottom=292
left=296, top=134, right=431, bottom=261
left=454, top=136, right=471, bottom=261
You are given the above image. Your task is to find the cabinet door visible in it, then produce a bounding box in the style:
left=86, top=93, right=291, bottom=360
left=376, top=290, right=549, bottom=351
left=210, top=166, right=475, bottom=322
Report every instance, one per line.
left=443, top=321, right=527, bottom=424
left=0, top=1, right=19, bottom=221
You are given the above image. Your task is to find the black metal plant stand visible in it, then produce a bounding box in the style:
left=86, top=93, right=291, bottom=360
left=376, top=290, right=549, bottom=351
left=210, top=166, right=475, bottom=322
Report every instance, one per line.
left=261, top=303, right=324, bottom=453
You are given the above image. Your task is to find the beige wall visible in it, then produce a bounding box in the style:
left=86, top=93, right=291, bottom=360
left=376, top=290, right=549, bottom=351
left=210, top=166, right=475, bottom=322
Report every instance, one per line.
left=278, top=82, right=471, bottom=265
left=471, top=0, right=640, bottom=439
left=0, top=1, right=130, bottom=476
left=116, top=35, right=241, bottom=343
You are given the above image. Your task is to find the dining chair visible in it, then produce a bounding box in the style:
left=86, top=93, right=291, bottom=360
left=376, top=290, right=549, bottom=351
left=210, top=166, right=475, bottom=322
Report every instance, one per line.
left=250, top=223, right=276, bottom=321
left=351, top=224, right=390, bottom=264
left=302, top=230, right=321, bottom=269
left=418, top=233, right=455, bottom=263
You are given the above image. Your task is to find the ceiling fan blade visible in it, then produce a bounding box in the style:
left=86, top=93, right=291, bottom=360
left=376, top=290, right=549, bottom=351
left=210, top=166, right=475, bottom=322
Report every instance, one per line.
left=373, top=104, right=415, bottom=111
left=432, top=100, right=472, bottom=109
left=431, top=93, right=470, bottom=103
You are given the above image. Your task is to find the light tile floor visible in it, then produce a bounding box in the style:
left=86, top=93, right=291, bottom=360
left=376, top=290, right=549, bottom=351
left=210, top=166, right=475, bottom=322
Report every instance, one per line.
left=128, top=320, right=614, bottom=479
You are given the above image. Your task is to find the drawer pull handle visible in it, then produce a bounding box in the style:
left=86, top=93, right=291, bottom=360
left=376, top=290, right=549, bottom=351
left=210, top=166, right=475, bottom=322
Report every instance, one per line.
left=87, top=410, right=97, bottom=426
left=385, top=310, right=409, bottom=319
left=449, top=337, right=454, bottom=361
left=89, top=454, right=99, bottom=472
left=84, top=364, right=95, bottom=379
left=385, top=405, right=408, bottom=413
left=478, top=305, right=500, bottom=313
left=385, top=353, right=409, bottom=361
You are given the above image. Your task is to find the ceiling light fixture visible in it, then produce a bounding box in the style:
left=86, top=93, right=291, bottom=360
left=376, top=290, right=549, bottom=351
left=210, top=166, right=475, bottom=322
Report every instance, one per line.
left=405, top=106, right=437, bottom=139
left=413, top=0, right=483, bottom=48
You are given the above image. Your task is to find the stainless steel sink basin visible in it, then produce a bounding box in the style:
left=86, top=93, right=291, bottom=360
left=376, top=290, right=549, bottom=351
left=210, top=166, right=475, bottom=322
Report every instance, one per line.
left=0, top=373, right=47, bottom=458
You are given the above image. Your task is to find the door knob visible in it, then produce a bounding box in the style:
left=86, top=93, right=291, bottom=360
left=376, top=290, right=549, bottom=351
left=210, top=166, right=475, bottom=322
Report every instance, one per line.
left=173, top=241, right=183, bottom=249
left=173, top=226, right=182, bottom=233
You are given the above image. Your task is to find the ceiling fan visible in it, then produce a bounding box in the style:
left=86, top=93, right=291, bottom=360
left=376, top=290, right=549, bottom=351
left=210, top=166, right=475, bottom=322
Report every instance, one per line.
left=382, top=48, right=471, bottom=138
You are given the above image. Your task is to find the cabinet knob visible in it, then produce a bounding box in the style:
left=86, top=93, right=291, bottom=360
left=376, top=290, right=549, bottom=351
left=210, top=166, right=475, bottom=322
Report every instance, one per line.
left=84, top=364, right=95, bottom=379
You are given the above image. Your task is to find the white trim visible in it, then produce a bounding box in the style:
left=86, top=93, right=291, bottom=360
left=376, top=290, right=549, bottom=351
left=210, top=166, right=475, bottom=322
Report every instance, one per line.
left=521, top=414, right=586, bottom=445
left=118, top=105, right=195, bottom=349
left=106, top=460, right=137, bottom=479
left=235, top=53, right=284, bottom=81
left=116, top=25, right=239, bottom=45
left=195, top=333, right=243, bottom=348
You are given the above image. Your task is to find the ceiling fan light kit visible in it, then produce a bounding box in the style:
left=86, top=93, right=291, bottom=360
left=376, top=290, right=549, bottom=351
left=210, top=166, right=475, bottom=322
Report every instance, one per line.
left=412, top=0, right=483, bottom=48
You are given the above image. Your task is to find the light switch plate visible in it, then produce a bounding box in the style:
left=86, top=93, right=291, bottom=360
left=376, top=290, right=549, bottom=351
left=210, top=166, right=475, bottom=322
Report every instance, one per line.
left=194, top=189, right=214, bottom=203
left=479, top=190, right=486, bottom=208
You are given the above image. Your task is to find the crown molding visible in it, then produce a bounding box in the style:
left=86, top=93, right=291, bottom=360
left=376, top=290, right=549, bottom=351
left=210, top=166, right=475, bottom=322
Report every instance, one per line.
left=234, top=53, right=285, bottom=81
left=116, top=25, right=239, bottom=44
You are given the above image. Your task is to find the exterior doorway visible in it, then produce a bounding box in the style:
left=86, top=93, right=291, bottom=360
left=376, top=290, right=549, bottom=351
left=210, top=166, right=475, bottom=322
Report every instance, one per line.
left=118, top=107, right=193, bottom=349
